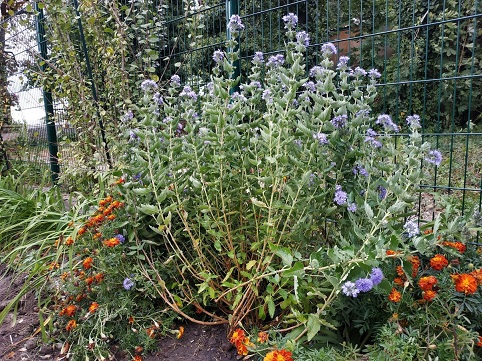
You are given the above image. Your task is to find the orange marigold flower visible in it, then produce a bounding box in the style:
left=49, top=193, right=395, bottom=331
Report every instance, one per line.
left=257, top=331, right=268, bottom=343
left=77, top=227, right=87, bottom=236
left=394, top=277, right=405, bottom=287
left=88, top=302, right=99, bottom=313
left=49, top=262, right=59, bottom=270
left=386, top=250, right=399, bottom=256
left=82, top=257, right=94, bottom=269
left=59, top=305, right=77, bottom=317
left=85, top=276, right=95, bottom=286
left=94, top=273, right=104, bottom=283
left=134, top=346, right=144, bottom=354
left=60, top=272, right=70, bottom=281
left=128, top=316, right=135, bottom=324
left=230, top=328, right=252, bottom=356
left=418, top=276, right=438, bottom=291
left=441, top=241, right=466, bottom=253
left=424, top=229, right=434, bottom=235
left=396, top=265, right=405, bottom=277
left=133, top=356, right=143, bottom=361
left=103, top=208, right=112, bottom=216
left=388, top=288, right=402, bottom=303
left=407, top=255, right=420, bottom=277
left=75, top=293, right=85, bottom=302
left=422, top=290, right=437, bottom=301
left=176, top=326, right=184, bottom=339
left=264, top=349, right=293, bottom=361
left=107, top=214, right=116, bottom=221
left=103, top=238, right=121, bottom=247
left=111, top=200, right=123, bottom=208
left=93, top=232, right=102, bottom=239
left=430, top=254, right=449, bottom=271
left=65, top=319, right=77, bottom=332
left=453, top=273, right=478, bottom=294
left=146, top=326, right=157, bottom=338
left=65, top=237, right=74, bottom=246
left=471, top=269, right=482, bottom=285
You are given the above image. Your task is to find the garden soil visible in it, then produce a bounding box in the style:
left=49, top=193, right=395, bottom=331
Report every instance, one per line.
left=0, top=264, right=238, bottom=361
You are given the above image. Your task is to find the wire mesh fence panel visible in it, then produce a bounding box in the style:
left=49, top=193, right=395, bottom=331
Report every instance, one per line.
left=161, top=0, right=481, bottom=221
left=0, top=4, right=51, bottom=182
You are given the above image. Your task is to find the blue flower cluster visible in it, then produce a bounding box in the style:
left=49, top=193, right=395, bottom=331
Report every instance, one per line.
left=342, top=268, right=384, bottom=297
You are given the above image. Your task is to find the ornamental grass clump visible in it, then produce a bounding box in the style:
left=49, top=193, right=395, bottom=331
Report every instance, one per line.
left=116, top=13, right=446, bottom=345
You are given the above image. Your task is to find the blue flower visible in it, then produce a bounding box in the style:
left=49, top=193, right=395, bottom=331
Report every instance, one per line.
left=348, top=203, right=357, bottom=213
left=303, top=81, right=316, bottom=92
left=282, top=13, right=298, bottom=29
left=425, top=150, right=442, bottom=167
left=369, top=268, right=384, bottom=286
left=140, top=79, right=158, bottom=92
left=227, top=14, right=244, bottom=33
left=121, top=110, right=133, bottom=123
left=404, top=220, right=419, bottom=238
left=377, top=185, right=387, bottom=200
left=212, top=49, right=224, bottom=63
left=337, top=56, right=350, bottom=70
left=331, top=114, right=348, bottom=129
left=368, top=68, right=381, bottom=79
left=353, top=165, right=368, bottom=177
left=180, top=85, right=197, bottom=101
left=406, top=114, right=421, bottom=129
left=355, top=278, right=374, bottom=293
left=252, top=52, right=264, bottom=65
left=115, top=234, right=125, bottom=243
left=262, top=89, right=273, bottom=104
left=334, top=185, right=347, bottom=205
left=321, top=42, right=337, bottom=56
left=342, top=281, right=360, bottom=297
left=266, top=54, right=285, bottom=68
left=296, top=31, right=310, bottom=46
left=153, top=92, right=163, bottom=105
left=352, top=66, right=367, bottom=77
left=310, top=66, right=328, bottom=79
left=123, top=277, right=134, bottom=290
left=313, top=132, right=328, bottom=145
left=376, top=114, right=399, bottom=133
left=170, top=75, right=181, bottom=87
left=365, top=128, right=382, bottom=148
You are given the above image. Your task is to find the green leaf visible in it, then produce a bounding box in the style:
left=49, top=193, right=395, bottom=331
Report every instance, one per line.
left=267, top=296, right=275, bottom=318
left=283, top=261, right=305, bottom=277
left=132, top=188, right=151, bottom=195
left=138, top=204, right=158, bottom=215
left=250, top=197, right=267, bottom=208
left=364, top=202, right=374, bottom=219
left=271, top=245, right=293, bottom=267
left=246, top=260, right=257, bottom=270
left=306, top=314, right=321, bottom=341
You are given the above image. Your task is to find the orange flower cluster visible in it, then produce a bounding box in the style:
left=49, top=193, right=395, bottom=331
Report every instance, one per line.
left=471, top=269, right=482, bottom=285
left=103, top=238, right=121, bottom=247
left=84, top=196, right=123, bottom=229
left=65, top=319, right=77, bottom=332
left=430, top=254, right=448, bottom=271
left=388, top=288, right=402, bottom=303
left=59, top=305, right=77, bottom=317
left=441, top=241, right=466, bottom=253
left=230, top=328, right=253, bottom=356
left=452, top=273, right=478, bottom=294
left=264, top=349, right=293, bottom=361
left=407, top=255, right=420, bottom=278
left=82, top=257, right=94, bottom=270
left=257, top=331, right=268, bottom=343
left=418, top=276, right=438, bottom=291
left=88, top=302, right=99, bottom=313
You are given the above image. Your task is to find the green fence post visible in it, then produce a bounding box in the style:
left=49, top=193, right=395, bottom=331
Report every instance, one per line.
left=72, top=0, right=112, bottom=168
left=35, top=2, right=60, bottom=184
left=226, top=0, right=240, bottom=94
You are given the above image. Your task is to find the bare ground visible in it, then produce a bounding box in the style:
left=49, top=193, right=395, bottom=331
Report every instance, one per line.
left=0, top=264, right=237, bottom=361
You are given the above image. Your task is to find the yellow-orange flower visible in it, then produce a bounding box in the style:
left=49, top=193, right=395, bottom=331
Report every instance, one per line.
left=59, top=305, right=77, bottom=317
left=418, top=276, right=438, bottom=291
left=230, top=328, right=252, bottom=356
left=94, top=273, right=104, bottom=283
left=65, top=319, right=77, bottom=331
left=388, top=288, right=401, bottom=303
left=396, top=265, right=405, bottom=277
left=422, top=290, right=437, bottom=301
left=103, top=238, right=121, bottom=247
left=452, top=273, right=478, bottom=294
left=264, top=349, right=293, bottom=361
left=477, top=336, right=482, bottom=347
left=407, top=255, right=420, bottom=277
left=176, top=326, right=184, bottom=339
left=394, top=277, right=405, bottom=287
left=88, top=302, right=99, bottom=313
left=441, top=241, right=466, bottom=253
left=65, top=236, right=74, bottom=246
left=133, top=356, right=143, bottom=361
left=77, top=227, right=87, bottom=236
left=430, top=254, right=448, bottom=271
left=471, top=269, right=482, bottom=285
left=85, top=276, right=95, bottom=286
left=257, top=331, right=268, bottom=343
left=82, top=257, right=94, bottom=269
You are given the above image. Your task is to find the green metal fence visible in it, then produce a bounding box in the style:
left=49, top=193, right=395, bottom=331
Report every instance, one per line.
left=1, top=0, right=481, bottom=220
left=163, top=0, right=482, bottom=219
